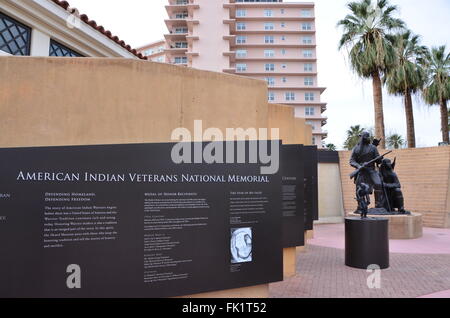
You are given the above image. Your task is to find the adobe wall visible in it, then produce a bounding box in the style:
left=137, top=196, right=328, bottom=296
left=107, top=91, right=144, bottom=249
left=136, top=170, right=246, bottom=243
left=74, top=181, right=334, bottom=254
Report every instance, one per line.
left=339, top=147, right=450, bottom=228
left=0, top=56, right=311, bottom=297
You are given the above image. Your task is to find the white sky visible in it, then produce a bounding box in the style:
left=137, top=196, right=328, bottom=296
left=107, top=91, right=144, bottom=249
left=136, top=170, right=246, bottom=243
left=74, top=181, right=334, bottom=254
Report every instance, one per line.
left=66, top=0, right=450, bottom=149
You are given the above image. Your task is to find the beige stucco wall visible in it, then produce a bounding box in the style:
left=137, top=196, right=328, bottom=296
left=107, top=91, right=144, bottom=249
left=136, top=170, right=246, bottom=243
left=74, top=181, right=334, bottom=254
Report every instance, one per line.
left=0, top=56, right=311, bottom=297
left=339, top=147, right=450, bottom=228
left=0, top=57, right=271, bottom=147
left=317, top=163, right=345, bottom=223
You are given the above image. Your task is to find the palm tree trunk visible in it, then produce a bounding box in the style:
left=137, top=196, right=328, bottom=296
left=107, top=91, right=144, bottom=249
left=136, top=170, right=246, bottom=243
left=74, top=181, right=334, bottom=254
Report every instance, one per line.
left=440, top=99, right=449, bottom=144
left=404, top=91, right=416, bottom=148
left=372, top=71, right=386, bottom=148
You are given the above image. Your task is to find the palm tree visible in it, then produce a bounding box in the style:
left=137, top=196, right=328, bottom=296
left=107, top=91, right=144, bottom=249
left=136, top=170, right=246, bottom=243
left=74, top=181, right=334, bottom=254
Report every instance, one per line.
left=343, top=125, right=365, bottom=150
left=421, top=46, right=450, bottom=144
left=325, top=143, right=337, bottom=151
left=385, top=31, right=427, bottom=148
left=386, top=133, right=404, bottom=149
left=338, top=0, right=405, bottom=148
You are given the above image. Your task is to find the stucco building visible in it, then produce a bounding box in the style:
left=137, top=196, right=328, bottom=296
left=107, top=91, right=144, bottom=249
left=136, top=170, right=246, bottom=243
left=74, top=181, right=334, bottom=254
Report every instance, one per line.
left=138, top=0, right=327, bottom=147
left=137, top=39, right=166, bottom=62
left=0, top=0, right=145, bottom=59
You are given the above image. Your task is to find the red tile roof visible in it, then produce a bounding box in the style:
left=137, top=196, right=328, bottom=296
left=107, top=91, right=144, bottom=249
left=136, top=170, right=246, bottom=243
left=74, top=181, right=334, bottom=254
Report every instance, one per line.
left=51, top=0, right=147, bottom=59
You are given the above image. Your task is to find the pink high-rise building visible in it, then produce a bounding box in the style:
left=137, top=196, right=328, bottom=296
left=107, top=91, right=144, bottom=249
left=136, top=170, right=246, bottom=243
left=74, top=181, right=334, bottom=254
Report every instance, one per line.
left=139, top=0, right=327, bottom=147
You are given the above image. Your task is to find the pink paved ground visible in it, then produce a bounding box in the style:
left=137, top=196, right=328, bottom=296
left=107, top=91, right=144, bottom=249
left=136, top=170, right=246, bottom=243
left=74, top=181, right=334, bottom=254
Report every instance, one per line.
left=269, top=223, right=450, bottom=298
left=309, top=223, right=450, bottom=254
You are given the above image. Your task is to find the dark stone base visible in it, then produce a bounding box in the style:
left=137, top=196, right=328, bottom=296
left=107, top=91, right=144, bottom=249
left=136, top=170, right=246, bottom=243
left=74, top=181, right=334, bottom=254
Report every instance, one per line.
left=345, top=217, right=390, bottom=269
left=354, top=208, right=411, bottom=216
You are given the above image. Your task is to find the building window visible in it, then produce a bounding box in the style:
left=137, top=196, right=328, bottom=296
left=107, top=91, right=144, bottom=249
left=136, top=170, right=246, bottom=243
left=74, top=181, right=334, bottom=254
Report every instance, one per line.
left=303, top=50, right=313, bottom=58
left=281, top=64, right=287, bottom=69
left=264, top=23, right=274, bottom=30
left=237, top=22, right=246, bottom=30
left=143, top=49, right=154, bottom=56
left=236, top=63, right=247, bottom=72
left=303, top=36, right=313, bottom=44
left=301, top=9, right=312, bottom=17
left=281, top=48, right=286, bottom=55
left=49, top=40, right=82, bottom=57
left=264, top=35, right=274, bottom=44
left=304, top=77, right=314, bottom=86
left=305, top=107, right=315, bottom=116
left=312, top=136, right=316, bottom=145
left=265, top=63, right=275, bottom=71
left=282, top=77, right=287, bottom=83
left=175, top=12, right=188, bottom=19
left=176, top=0, right=188, bottom=4
left=304, top=63, right=313, bottom=72
left=264, top=9, right=273, bottom=17
left=175, top=42, right=188, bottom=48
left=268, top=92, right=275, bottom=101
left=236, top=49, right=247, bottom=58
left=174, top=27, right=188, bottom=34
left=281, top=22, right=286, bottom=28
left=265, top=77, right=275, bottom=86
left=302, top=23, right=312, bottom=31
left=281, top=35, right=286, bottom=41
left=236, top=36, right=247, bottom=44
left=285, top=92, right=296, bottom=101
left=236, top=9, right=247, bottom=17
left=281, top=9, right=285, bottom=14
left=264, top=49, right=275, bottom=57
left=174, top=56, right=187, bottom=64
left=0, top=12, right=31, bottom=56
left=305, top=92, right=315, bottom=101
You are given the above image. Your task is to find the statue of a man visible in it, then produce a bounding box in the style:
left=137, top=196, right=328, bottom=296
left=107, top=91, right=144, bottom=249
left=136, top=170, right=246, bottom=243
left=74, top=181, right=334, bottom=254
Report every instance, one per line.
left=379, top=158, right=406, bottom=213
left=349, top=131, right=384, bottom=210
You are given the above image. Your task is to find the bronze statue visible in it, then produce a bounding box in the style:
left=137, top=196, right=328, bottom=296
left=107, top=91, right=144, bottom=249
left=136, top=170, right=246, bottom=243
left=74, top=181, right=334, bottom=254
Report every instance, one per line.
left=379, top=158, right=406, bottom=213
left=355, top=183, right=371, bottom=218
left=350, top=132, right=386, bottom=210
left=349, top=131, right=409, bottom=217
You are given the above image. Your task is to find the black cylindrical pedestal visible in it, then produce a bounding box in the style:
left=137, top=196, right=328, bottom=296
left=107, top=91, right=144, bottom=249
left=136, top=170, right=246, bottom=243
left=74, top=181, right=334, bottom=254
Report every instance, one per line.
left=345, top=217, right=389, bottom=269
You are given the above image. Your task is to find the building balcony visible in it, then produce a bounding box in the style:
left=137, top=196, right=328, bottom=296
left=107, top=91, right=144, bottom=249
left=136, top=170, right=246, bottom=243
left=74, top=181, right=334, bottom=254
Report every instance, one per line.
left=227, top=70, right=319, bottom=76
left=232, top=30, right=315, bottom=35
left=226, top=2, right=314, bottom=9
left=165, top=18, right=188, bottom=29
left=186, top=52, right=199, bottom=57
left=166, top=4, right=199, bottom=16
left=186, top=35, right=199, bottom=45
left=223, top=35, right=236, bottom=46
left=268, top=86, right=327, bottom=93
left=168, top=0, right=190, bottom=5
left=232, top=43, right=317, bottom=49
left=164, top=47, right=188, bottom=55
left=232, top=17, right=315, bottom=22
left=313, top=131, right=328, bottom=136
left=282, top=101, right=327, bottom=107
left=235, top=57, right=317, bottom=62
left=223, top=51, right=236, bottom=63
left=164, top=33, right=188, bottom=41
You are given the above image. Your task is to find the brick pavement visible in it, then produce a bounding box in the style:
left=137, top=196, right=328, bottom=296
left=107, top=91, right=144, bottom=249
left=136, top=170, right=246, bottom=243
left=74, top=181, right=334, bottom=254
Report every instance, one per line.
left=270, top=244, right=450, bottom=298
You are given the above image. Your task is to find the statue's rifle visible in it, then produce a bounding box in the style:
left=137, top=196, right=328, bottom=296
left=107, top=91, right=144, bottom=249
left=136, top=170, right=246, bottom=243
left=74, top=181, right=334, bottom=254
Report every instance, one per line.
left=349, top=151, right=392, bottom=180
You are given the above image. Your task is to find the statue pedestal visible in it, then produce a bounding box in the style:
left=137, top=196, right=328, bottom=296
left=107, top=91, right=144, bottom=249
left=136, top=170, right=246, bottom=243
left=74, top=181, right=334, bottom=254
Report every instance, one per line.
left=352, top=213, right=423, bottom=239
left=385, top=213, right=423, bottom=239
left=345, top=217, right=389, bottom=269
